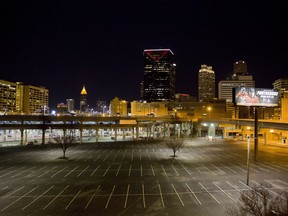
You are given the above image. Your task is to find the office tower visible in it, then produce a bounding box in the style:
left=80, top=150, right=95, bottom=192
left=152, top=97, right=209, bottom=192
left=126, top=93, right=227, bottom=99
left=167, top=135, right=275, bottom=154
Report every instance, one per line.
left=198, top=64, right=215, bottom=102
left=0, top=79, right=48, bottom=114
left=95, top=100, right=107, bottom=113
left=80, top=85, right=88, bottom=112
left=109, top=97, right=127, bottom=116
left=66, top=99, right=74, bottom=112
left=143, top=49, right=176, bottom=102
left=232, top=60, right=248, bottom=80
left=273, top=78, right=288, bottom=99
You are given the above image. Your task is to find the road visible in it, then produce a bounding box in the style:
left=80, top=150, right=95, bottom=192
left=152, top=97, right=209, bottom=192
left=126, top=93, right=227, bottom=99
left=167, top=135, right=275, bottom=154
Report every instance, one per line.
left=0, top=138, right=287, bottom=216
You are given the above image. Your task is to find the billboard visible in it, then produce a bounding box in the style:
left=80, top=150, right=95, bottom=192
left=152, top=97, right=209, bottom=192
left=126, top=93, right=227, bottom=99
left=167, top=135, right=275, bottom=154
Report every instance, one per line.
left=234, top=87, right=279, bottom=107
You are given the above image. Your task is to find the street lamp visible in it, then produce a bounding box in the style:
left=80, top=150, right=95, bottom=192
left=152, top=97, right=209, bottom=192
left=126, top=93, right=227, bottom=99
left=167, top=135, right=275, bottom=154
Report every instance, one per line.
left=247, top=136, right=251, bottom=185
left=207, top=107, right=212, bottom=118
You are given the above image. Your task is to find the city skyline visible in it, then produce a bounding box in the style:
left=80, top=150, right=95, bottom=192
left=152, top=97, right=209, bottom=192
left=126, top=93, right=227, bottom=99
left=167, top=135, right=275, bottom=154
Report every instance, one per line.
left=1, top=1, right=287, bottom=108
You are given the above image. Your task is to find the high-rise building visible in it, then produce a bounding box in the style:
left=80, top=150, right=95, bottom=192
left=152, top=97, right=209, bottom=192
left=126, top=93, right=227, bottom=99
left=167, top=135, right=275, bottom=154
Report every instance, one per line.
left=142, top=49, right=176, bottom=102
left=80, top=85, right=88, bottom=112
left=66, top=99, right=74, bottom=112
left=198, top=64, right=215, bottom=102
left=273, top=78, right=288, bottom=99
left=232, top=60, right=248, bottom=80
left=0, top=79, right=48, bottom=114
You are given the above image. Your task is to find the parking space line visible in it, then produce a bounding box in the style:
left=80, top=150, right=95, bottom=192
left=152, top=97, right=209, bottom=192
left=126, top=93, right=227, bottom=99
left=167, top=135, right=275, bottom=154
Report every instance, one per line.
left=85, top=185, right=101, bottom=209
left=11, top=166, right=37, bottom=178
left=1, top=186, right=39, bottom=212
left=212, top=182, right=236, bottom=203
left=171, top=165, right=180, bottom=176
left=156, top=155, right=160, bottom=161
left=124, top=184, right=130, bottom=208
left=77, top=166, right=89, bottom=177
left=251, top=180, right=287, bottom=200
left=211, top=164, right=226, bottom=174
left=220, top=163, right=237, bottom=173
left=51, top=166, right=68, bottom=178
left=0, top=167, right=23, bottom=178
left=65, top=190, right=81, bottom=210
left=264, top=180, right=288, bottom=193
left=161, top=165, right=168, bottom=177
left=84, top=155, right=93, bottom=162
left=142, top=184, right=146, bottom=208
left=158, top=184, right=165, bottom=207
left=151, top=165, right=155, bottom=176
left=22, top=185, right=54, bottom=210
left=202, top=165, right=216, bottom=175
left=43, top=185, right=69, bottom=210
left=140, top=165, right=143, bottom=176
left=105, top=185, right=115, bottom=208
left=261, top=164, right=280, bottom=172
left=182, top=165, right=191, bottom=175
left=65, top=166, right=79, bottom=178
left=171, top=183, right=184, bottom=206
left=199, top=182, right=220, bottom=204
left=195, top=167, right=203, bottom=175
left=229, top=163, right=246, bottom=172
left=128, top=164, right=132, bottom=176
left=2, top=186, right=25, bottom=198
left=270, top=164, right=288, bottom=172
left=185, top=183, right=202, bottom=205
left=148, top=154, right=151, bottom=161
left=90, top=165, right=100, bottom=177
left=116, top=165, right=121, bottom=176
left=93, top=155, right=101, bottom=162
left=103, top=165, right=110, bottom=177
left=38, top=166, right=57, bottom=178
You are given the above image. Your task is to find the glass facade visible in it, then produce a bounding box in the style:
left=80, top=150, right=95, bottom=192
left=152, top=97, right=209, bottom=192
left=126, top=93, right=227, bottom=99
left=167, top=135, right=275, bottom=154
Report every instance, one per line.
left=143, top=49, right=176, bottom=102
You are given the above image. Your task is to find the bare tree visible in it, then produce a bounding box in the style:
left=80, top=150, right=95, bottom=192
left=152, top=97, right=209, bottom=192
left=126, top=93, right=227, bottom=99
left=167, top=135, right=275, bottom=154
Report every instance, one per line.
left=166, top=137, right=185, bottom=158
left=226, top=184, right=288, bottom=216
left=53, top=134, right=75, bottom=159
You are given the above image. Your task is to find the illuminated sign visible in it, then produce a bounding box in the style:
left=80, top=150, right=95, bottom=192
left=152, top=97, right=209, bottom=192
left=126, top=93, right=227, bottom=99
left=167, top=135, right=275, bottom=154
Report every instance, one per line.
left=234, top=87, right=279, bottom=107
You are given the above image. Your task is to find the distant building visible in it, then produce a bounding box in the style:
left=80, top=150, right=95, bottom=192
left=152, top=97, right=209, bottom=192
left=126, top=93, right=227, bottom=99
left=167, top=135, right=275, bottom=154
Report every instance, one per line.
left=273, top=78, right=288, bottom=99
left=232, top=60, right=248, bottom=79
left=0, top=79, right=49, bottom=114
left=109, top=97, right=128, bottom=116
left=66, top=99, right=74, bottom=112
left=80, top=85, right=88, bottom=112
left=131, top=101, right=168, bottom=117
left=198, top=64, right=215, bottom=102
left=142, top=49, right=176, bottom=102
left=57, top=102, right=68, bottom=114
left=95, top=100, right=107, bottom=113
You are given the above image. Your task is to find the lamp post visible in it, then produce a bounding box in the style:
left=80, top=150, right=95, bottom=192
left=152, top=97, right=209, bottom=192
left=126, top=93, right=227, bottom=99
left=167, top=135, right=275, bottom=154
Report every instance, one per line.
left=247, top=136, right=251, bottom=185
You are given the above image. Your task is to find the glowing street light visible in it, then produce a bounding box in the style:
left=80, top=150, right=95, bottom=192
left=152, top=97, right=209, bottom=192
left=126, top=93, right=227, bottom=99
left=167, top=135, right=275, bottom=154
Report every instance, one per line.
left=207, top=107, right=212, bottom=118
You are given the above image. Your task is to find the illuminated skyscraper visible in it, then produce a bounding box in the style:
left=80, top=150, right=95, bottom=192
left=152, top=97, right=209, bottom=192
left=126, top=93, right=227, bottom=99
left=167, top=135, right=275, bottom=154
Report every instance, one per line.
left=142, top=49, right=176, bottom=102
left=66, top=99, right=74, bottom=112
left=198, top=64, right=215, bottom=102
left=80, top=85, right=88, bottom=112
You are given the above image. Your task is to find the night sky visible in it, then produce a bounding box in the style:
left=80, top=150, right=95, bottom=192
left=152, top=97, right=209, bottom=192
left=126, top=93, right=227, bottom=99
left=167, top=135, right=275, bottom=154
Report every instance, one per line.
left=1, top=1, right=287, bottom=110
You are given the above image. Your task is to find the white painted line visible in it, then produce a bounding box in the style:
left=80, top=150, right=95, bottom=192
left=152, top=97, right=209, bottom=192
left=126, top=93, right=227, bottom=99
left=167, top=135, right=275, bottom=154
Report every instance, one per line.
left=148, top=154, right=151, bottom=161
left=131, top=153, right=134, bottom=161
left=171, top=183, right=184, bottom=206
left=182, top=165, right=191, bottom=175
left=84, top=155, right=93, bottom=162
left=185, top=183, right=202, bottom=205
left=43, top=185, right=69, bottom=210
left=38, top=166, right=57, bottom=178
left=171, top=165, right=180, bottom=176
left=142, top=184, right=146, bottom=208
left=51, top=166, right=68, bottom=178
left=229, top=163, right=246, bottom=172
left=2, top=186, right=25, bottom=198
left=212, top=182, right=236, bottom=203
left=158, top=184, right=165, bottom=207
left=1, top=186, right=39, bottom=212
left=65, top=166, right=79, bottom=178
left=128, top=164, right=132, bottom=176
left=65, top=190, right=81, bottom=210
left=202, top=165, right=216, bottom=175
left=11, top=166, right=37, bottom=178
left=195, top=167, right=203, bottom=175
left=151, top=165, right=155, bottom=176
left=156, top=155, right=159, bottom=161
left=264, top=180, right=288, bottom=193
left=124, top=184, right=130, bottom=208
left=93, top=155, right=101, bottom=162
left=90, top=165, right=100, bottom=177
left=77, top=166, right=89, bottom=177
left=211, top=164, right=226, bottom=174
left=116, top=165, right=121, bottom=176
left=85, top=185, right=101, bottom=209
left=140, top=165, right=143, bottom=177
left=260, top=164, right=279, bottom=172
left=270, top=164, right=288, bottom=172
left=161, top=165, right=168, bottom=177
left=220, top=163, right=237, bottom=173
left=226, top=181, right=252, bottom=201
left=102, top=165, right=111, bottom=177
left=251, top=180, right=286, bottom=200
left=22, top=186, right=54, bottom=210
left=105, top=185, right=116, bottom=208
left=199, top=182, right=220, bottom=204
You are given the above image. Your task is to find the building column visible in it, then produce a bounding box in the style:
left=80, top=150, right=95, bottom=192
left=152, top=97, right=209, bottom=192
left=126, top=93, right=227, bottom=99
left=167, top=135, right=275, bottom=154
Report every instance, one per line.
left=95, top=128, right=99, bottom=143
left=79, top=129, right=83, bottom=144
left=114, top=128, right=117, bottom=142
left=20, top=128, right=24, bottom=145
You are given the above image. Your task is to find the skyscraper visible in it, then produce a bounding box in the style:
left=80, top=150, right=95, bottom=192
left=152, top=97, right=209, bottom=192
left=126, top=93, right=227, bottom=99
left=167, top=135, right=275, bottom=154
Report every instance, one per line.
left=198, top=64, right=215, bottom=102
left=232, top=60, right=248, bottom=80
left=80, top=85, right=88, bottom=112
left=142, top=49, right=176, bottom=102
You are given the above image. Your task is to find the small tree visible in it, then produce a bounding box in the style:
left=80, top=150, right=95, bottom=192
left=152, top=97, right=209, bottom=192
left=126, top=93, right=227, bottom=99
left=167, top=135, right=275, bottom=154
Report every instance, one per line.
left=166, top=137, right=185, bottom=158
left=53, top=134, right=75, bottom=159
left=226, top=184, right=288, bottom=216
